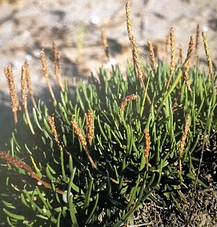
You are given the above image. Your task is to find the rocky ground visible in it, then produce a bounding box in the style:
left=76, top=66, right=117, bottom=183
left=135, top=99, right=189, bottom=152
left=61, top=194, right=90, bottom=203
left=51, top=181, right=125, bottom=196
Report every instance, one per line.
left=0, top=0, right=217, bottom=147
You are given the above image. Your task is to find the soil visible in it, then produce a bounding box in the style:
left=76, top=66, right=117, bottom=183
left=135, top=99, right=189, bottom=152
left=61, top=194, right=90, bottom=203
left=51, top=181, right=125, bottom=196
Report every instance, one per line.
left=0, top=0, right=217, bottom=226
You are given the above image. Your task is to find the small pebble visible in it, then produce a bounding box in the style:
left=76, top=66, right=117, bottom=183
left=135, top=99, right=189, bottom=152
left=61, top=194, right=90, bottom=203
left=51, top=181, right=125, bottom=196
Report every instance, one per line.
left=90, top=16, right=100, bottom=25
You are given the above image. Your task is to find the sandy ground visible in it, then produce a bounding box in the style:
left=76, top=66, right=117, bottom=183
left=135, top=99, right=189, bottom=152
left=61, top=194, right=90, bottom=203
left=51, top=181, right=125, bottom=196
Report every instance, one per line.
left=0, top=0, right=217, bottom=148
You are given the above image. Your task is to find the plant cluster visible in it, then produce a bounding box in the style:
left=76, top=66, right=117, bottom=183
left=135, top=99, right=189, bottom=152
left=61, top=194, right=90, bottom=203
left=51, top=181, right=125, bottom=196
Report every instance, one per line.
left=0, top=1, right=216, bottom=226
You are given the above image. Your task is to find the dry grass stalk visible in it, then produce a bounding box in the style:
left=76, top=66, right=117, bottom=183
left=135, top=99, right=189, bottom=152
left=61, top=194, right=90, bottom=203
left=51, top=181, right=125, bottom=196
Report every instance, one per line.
left=144, top=129, right=150, bottom=171
left=21, top=64, right=35, bottom=134
left=178, top=43, right=183, bottom=64
left=166, top=27, right=176, bottom=89
left=202, top=32, right=213, bottom=79
left=47, top=115, right=71, bottom=156
left=85, top=110, right=94, bottom=146
left=126, top=1, right=151, bottom=103
left=40, top=50, right=57, bottom=105
left=183, top=60, right=192, bottom=92
left=47, top=116, right=62, bottom=149
left=71, top=118, right=97, bottom=169
left=101, top=29, right=110, bottom=61
left=119, top=94, right=139, bottom=123
left=4, top=65, right=20, bottom=124
left=165, top=34, right=170, bottom=64
left=0, top=151, right=65, bottom=195
left=183, top=35, right=194, bottom=67
left=131, top=36, right=146, bottom=89
left=180, top=114, right=191, bottom=155
left=194, top=24, right=200, bottom=62
left=126, top=0, right=133, bottom=41
left=179, top=114, right=191, bottom=173
left=53, top=42, right=65, bottom=92
left=147, top=40, right=157, bottom=72
left=24, top=60, right=37, bottom=108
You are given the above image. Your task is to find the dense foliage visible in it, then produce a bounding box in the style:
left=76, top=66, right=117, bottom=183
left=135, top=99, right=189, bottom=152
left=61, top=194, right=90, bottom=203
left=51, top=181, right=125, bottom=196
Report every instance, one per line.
left=0, top=60, right=216, bottom=226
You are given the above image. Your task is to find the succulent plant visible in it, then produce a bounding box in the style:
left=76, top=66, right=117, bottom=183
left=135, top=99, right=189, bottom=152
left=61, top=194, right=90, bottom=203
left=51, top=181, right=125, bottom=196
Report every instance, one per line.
left=0, top=1, right=216, bottom=226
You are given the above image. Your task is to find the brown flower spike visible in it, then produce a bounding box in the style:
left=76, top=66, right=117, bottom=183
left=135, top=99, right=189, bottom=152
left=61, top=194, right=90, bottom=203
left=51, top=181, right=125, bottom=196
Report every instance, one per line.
left=71, top=118, right=97, bottom=170
left=40, top=50, right=57, bottom=105
left=24, top=60, right=37, bottom=109
left=179, top=114, right=191, bottom=174
left=202, top=32, right=213, bottom=79
left=147, top=39, right=157, bottom=72
left=85, top=110, right=94, bottom=146
left=4, top=65, right=20, bottom=124
left=21, top=63, right=35, bottom=134
left=0, top=151, right=65, bottom=195
left=47, top=116, right=62, bottom=149
left=166, top=27, right=176, bottom=89
left=53, top=42, right=65, bottom=92
left=144, top=129, right=150, bottom=171
left=101, top=29, right=110, bottom=61
left=126, top=1, right=151, bottom=104
left=119, top=94, right=139, bottom=123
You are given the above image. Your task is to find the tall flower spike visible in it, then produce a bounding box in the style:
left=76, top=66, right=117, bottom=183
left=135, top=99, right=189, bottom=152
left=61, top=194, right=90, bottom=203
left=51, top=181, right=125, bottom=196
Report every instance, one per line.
left=40, top=50, right=57, bottom=105
left=0, top=151, right=65, bottom=195
left=147, top=40, right=157, bottom=72
left=166, top=27, right=176, bottom=89
left=179, top=114, right=191, bottom=174
left=202, top=32, right=213, bottom=79
left=178, top=43, right=183, bottom=64
left=144, top=129, right=150, bottom=171
left=85, top=110, right=94, bottom=146
left=165, top=34, right=170, bottom=64
left=71, top=118, right=97, bottom=170
left=4, top=65, right=20, bottom=124
left=194, top=24, right=200, bottom=62
left=53, top=42, right=65, bottom=92
left=47, top=116, right=62, bottom=149
left=21, top=64, right=35, bottom=134
left=183, top=35, right=194, bottom=68
left=119, top=94, right=139, bottom=123
left=183, top=60, right=192, bottom=92
left=126, top=1, right=151, bottom=103
left=24, top=60, right=37, bottom=109
left=101, top=29, right=110, bottom=61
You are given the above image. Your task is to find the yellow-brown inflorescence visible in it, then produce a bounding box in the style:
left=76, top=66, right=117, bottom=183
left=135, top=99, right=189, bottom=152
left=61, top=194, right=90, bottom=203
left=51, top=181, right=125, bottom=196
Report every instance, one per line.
left=4, top=65, right=20, bottom=124
left=179, top=114, right=191, bottom=173
left=194, top=24, right=200, bottom=61
left=21, top=64, right=28, bottom=110
left=126, top=1, right=151, bottom=103
left=180, top=36, right=194, bottom=93
left=21, top=63, right=35, bottom=134
left=183, top=60, right=192, bottom=92
left=24, top=60, right=37, bottom=109
left=178, top=43, right=183, bottom=64
left=47, top=116, right=62, bottom=149
left=40, top=50, right=57, bottom=105
left=71, top=118, right=97, bottom=170
left=126, top=0, right=133, bottom=41
left=202, top=32, right=213, bottom=79
left=147, top=39, right=157, bottom=72
left=101, top=29, right=110, bottom=61
left=119, top=94, right=139, bottom=123
left=53, top=42, right=65, bottom=92
left=165, top=34, right=170, bottom=64
left=166, top=27, right=176, bottom=89
left=183, top=35, right=194, bottom=67
left=85, top=110, right=94, bottom=147
left=180, top=114, right=191, bottom=155
left=144, top=129, right=150, bottom=171
left=0, top=151, right=65, bottom=195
